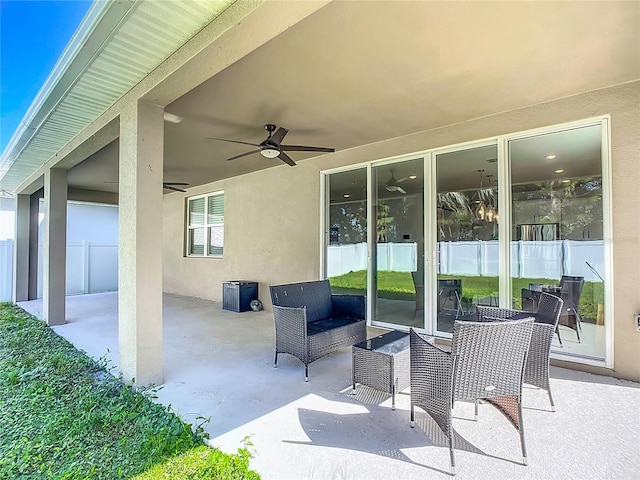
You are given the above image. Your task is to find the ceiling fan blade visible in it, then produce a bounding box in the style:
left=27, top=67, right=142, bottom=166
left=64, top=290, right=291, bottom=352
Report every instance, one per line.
left=163, top=182, right=189, bottom=186
left=163, top=185, right=186, bottom=193
left=225, top=149, right=261, bottom=162
left=397, top=187, right=407, bottom=194
left=397, top=177, right=409, bottom=183
left=268, top=127, right=288, bottom=146
left=281, top=145, right=335, bottom=153
left=277, top=151, right=296, bottom=167
left=208, top=137, right=261, bottom=148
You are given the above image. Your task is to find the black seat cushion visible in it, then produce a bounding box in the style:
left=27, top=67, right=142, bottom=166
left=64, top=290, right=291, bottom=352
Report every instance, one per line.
left=308, top=316, right=360, bottom=336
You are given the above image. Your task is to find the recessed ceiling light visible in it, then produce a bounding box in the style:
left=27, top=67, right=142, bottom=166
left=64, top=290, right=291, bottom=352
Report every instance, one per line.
left=562, top=179, right=570, bottom=183
left=554, top=169, right=564, bottom=174
left=409, top=175, right=417, bottom=180
left=343, top=193, right=351, bottom=198
left=546, top=154, right=557, bottom=160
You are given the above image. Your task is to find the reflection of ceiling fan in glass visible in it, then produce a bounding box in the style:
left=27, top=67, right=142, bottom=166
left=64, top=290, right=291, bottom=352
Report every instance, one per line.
left=385, top=169, right=409, bottom=194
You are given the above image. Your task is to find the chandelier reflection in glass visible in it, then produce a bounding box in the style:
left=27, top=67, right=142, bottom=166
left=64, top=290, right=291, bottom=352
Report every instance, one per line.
left=475, top=169, right=498, bottom=223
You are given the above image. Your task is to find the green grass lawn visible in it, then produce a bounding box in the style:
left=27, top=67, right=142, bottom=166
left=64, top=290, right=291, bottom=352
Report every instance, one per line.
left=329, top=270, right=603, bottom=319
left=0, top=303, right=260, bottom=480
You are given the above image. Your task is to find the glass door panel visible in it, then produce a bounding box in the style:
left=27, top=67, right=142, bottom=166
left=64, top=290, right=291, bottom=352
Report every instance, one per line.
left=372, top=158, right=424, bottom=328
left=326, top=168, right=368, bottom=297
left=510, top=124, right=606, bottom=359
left=435, top=145, right=499, bottom=334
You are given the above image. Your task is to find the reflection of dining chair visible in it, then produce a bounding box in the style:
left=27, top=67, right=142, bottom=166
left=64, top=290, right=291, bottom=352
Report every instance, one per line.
left=411, top=271, right=424, bottom=317
left=558, top=276, right=584, bottom=342
left=410, top=319, right=534, bottom=474
left=521, top=288, right=564, bottom=346
left=438, top=279, right=463, bottom=318
left=477, top=292, right=564, bottom=410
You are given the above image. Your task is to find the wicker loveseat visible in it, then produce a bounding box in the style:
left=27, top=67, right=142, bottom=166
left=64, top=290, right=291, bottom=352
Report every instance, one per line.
left=269, top=280, right=366, bottom=381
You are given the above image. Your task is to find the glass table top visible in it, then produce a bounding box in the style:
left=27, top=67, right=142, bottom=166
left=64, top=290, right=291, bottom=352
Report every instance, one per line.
left=353, top=330, right=409, bottom=355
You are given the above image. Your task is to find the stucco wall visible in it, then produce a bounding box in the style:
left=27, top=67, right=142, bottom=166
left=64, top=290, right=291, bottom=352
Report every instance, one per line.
left=162, top=81, right=640, bottom=381
left=162, top=163, right=322, bottom=302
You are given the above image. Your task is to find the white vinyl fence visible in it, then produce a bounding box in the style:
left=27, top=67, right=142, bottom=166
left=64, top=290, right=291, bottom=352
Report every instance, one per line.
left=37, top=242, right=118, bottom=298
left=0, top=240, right=118, bottom=301
left=328, top=240, right=605, bottom=282
left=0, top=239, right=13, bottom=301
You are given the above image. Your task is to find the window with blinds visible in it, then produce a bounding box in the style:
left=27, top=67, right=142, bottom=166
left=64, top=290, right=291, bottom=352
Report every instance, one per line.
left=187, top=192, right=224, bottom=257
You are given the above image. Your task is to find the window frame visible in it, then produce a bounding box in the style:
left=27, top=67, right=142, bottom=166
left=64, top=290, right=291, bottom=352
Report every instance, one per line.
left=185, top=190, right=224, bottom=258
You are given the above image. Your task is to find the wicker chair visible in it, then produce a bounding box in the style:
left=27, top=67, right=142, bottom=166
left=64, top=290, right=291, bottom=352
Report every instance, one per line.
left=476, top=292, right=564, bottom=410
left=410, top=319, right=534, bottom=475
left=270, top=280, right=366, bottom=381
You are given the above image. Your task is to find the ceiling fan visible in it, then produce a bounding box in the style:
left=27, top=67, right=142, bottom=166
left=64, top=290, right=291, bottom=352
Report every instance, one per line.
left=208, top=123, right=335, bottom=167
left=162, top=182, right=189, bottom=192
left=104, top=181, right=189, bottom=193
left=385, top=169, right=409, bottom=194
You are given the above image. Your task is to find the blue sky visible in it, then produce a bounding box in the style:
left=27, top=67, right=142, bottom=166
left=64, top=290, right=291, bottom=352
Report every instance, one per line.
left=1, top=0, right=92, bottom=154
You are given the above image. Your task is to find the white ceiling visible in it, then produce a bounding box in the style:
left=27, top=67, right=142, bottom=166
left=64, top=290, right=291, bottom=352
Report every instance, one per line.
left=62, top=1, right=639, bottom=194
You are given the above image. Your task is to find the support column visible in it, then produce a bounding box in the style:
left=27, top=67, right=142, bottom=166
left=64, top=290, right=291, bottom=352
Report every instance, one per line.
left=43, top=169, right=67, bottom=326
left=12, top=194, right=30, bottom=302
left=118, top=101, right=164, bottom=386
left=28, top=190, right=42, bottom=299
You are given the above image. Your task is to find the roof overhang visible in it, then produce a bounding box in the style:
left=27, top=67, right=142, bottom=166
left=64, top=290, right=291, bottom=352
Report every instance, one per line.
left=0, top=0, right=254, bottom=193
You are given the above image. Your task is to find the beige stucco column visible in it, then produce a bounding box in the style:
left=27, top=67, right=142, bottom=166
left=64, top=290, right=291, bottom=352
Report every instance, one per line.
left=118, top=101, right=164, bottom=386
left=43, top=169, right=67, bottom=326
left=12, top=194, right=30, bottom=302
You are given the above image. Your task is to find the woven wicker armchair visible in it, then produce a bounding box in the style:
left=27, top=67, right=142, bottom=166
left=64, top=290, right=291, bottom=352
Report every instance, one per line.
left=270, top=280, right=366, bottom=381
left=476, top=292, right=564, bottom=410
left=410, top=319, right=534, bottom=475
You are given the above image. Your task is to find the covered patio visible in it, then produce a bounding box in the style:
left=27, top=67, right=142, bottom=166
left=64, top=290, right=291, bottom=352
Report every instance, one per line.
left=18, top=293, right=640, bottom=479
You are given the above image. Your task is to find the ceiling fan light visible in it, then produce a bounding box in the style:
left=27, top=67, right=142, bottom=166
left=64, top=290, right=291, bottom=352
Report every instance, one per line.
left=261, top=147, right=280, bottom=158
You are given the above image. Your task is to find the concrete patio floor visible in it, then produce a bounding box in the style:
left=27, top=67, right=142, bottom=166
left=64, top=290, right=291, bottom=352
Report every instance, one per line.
left=18, top=292, right=640, bottom=480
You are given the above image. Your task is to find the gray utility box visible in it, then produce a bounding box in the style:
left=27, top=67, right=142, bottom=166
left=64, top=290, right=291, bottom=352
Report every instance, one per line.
left=222, top=281, right=258, bottom=313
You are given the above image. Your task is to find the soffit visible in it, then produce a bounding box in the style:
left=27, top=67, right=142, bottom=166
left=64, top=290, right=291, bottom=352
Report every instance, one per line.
left=0, top=0, right=237, bottom=193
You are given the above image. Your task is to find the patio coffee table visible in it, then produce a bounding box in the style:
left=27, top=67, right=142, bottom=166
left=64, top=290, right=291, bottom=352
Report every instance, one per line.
left=352, top=330, right=410, bottom=410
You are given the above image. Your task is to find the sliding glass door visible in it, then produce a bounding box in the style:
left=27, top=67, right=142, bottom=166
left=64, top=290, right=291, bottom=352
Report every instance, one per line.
left=322, top=118, right=610, bottom=364
left=434, top=144, right=499, bottom=334
left=326, top=168, right=368, bottom=298
left=372, top=158, right=424, bottom=328
left=324, top=159, right=424, bottom=330
left=509, top=124, right=607, bottom=360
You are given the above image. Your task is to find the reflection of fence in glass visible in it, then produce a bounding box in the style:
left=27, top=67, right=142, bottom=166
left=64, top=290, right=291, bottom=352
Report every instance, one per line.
left=327, top=240, right=604, bottom=282
left=327, top=242, right=417, bottom=278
